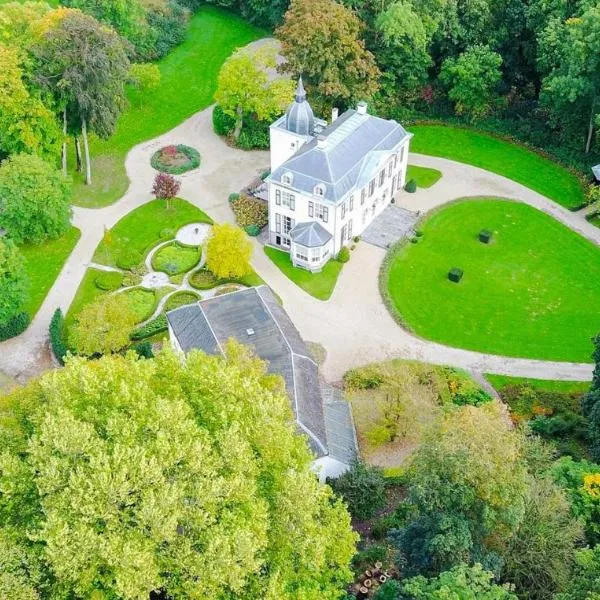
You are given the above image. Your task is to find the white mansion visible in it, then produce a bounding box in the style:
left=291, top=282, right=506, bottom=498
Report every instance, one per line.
left=266, top=78, right=412, bottom=271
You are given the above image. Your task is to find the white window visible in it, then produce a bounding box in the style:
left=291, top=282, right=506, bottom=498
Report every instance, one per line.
left=362, top=209, right=368, bottom=224
left=379, top=169, right=386, bottom=186
left=388, top=161, right=393, bottom=177
left=400, top=146, right=405, bottom=162
left=361, top=189, right=366, bottom=205
left=349, top=195, right=354, bottom=211
left=314, top=184, right=326, bottom=197
left=315, top=203, right=328, bottom=223
left=296, top=248, right=308, bottom=261
left=394, top=153, right=398, bottom=168
left=348, top=219, right=353, bottom=240
left=282, top=172, right=293, bottom=185
left=311, top=247, right=321, bottom=263
left=308, top=201, right=314, bottom=217
left=275, top=213, right=281, bottom=233
left=369, top=179, right=375, bottom=196
left=275, top=189, right=281, bottom=205
left=341, top=201, right=346, bottom=220
left=283, top=216, right=294, bottom=235
left=282, top=191, right=295, bottom=210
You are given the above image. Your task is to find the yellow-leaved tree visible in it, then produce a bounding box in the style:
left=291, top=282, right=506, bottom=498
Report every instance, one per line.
left=206, top=222, right=253, bottom=279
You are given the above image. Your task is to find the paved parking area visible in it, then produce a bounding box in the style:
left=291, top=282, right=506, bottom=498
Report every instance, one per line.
left=361, top=205, right=419, bottom=248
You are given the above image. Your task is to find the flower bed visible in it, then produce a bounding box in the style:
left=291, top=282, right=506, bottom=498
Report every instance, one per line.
left=189, top=268, right=219, bottom=290
left=152, top=242, right=201, bottom=276
left=151, top=144, right=201, bottom=175
left=230, top=193, right=268, bottom=232
left=164, top=291, right=200, bottom=312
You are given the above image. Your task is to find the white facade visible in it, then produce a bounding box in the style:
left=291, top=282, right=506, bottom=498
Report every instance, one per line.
left=266, top=95, right=411, bottom=269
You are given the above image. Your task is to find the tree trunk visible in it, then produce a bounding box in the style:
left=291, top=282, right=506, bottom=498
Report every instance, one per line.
left=81, top=117, right=92, bottom=185
left=61, top=108, right=68, bottom=177
left=586, top=95, right=596, bottom=154
left=75, top=136, right=82, bottom=172
left=233, top=105, right=243, bottom=140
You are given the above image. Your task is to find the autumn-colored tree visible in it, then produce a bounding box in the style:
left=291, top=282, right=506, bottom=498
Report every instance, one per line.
left=0, top=0, right=52, bottom=50
left=0, top=346, right=356, bottom=599
left=215, top=45, right=295, bottom=140
left=69, top=293, right=137, bottom=356
left=152, top=172, right=181, bottom=210
left=276, top=0, right=380, bottom=107
left=0, top=43, right=61, bottom=160
left=206, top=223, right=253, bottom=279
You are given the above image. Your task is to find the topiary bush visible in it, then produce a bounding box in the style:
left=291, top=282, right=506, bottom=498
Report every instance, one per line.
left=245, top=224, right=261, bottom=236
left=130, top=314, right=168, bottom=341
left=212, top=104, right=235, bottom=136
left=116, top=248, right=143, bottom=271
left=0, top=312, right=30, bottom=342
left=230, top=193, right=268, bottom=229
left=228, top=192, right=240, bottom=204
left=479, top=229, right=493, bottom=244
left=134, top=341, right=154, bottom=359
left=329, top=462, right=386, bottom=521
left=448, top=267, right=463, bottom=282
left=337, top=246, right=350, bottom=263
left=49, top=308, right=68, bottom=365
left=151, top=144, right=200, bottom=175
left=94, top=271, right=124, bottom=291
left=405, top=179, right=417, bottom=193
left=152, top=243, right=200, bottom=276
left=189, top=268, right=219, bottom=290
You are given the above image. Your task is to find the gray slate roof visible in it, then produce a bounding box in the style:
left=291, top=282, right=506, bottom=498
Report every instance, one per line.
left=166, top=286, right=348, bottom=459
left=286, top=77, right=315, bottom=136
left=270, top=108, right=411, bottom=203
left=290, top=221, right=332, bottom=247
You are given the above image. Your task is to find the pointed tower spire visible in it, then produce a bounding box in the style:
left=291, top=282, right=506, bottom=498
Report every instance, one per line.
left=295, top=76, right=307, bottom=103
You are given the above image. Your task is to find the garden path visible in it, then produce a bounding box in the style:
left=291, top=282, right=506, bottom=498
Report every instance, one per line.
left=0, top=58, right=596, bottom=383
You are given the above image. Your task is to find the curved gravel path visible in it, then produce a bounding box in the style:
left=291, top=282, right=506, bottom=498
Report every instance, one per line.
left=0, top=53, right=595, bottom=383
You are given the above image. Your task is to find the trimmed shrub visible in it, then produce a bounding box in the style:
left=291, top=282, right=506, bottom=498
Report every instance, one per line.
left=212, top=104, right=235, bottom=136
left=405, top=179, right=417, bottom=193
left=353, top=236, right=360, bottom=243
left=337, top=246, right=350, bottom=263
left=134, top=341, right=154, bottom=359
left=49, top=308, right=68, bottom=365
left=228, top=192, right=240, bottom=204
left=344, top=366, right=385, bottom=390
left=164, top=291, right=199, bottom=312
left=329, top=462, right=386, bottom=521
left=116, top=248, right=143, bottom=271
left=231, top=193, right=268, bottom=229
left=130, top=314, right=168, bottom=341
left=245, top=224, right=261, bottom=236
left=448, top=267, right=463, bottom=282
left=0, top=312, right=30, bottom=342
left=189, top=268, right=218, bottom=290
left=152, top=243, right=200, bottom=276
left=151, top=144, right=200, bottom=175
left=260, top=170, right=270, bottom=181
left=479, top=229, right=493, bottom=243
left=94, top=271, right=124, bottom=291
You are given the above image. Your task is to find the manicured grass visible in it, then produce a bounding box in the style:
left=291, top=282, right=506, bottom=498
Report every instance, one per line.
left=70, top=7, right=264, bottom=208
left=486, top=374, right=590, bottom=394
left=264, top=246, right=343, bottom=301
left=406, top=164, right=442, bottom=189
left=152, top=243, right=201, bottom=275
left=410, top=124, right=586, bottom=210
left=20, top=227, right=81, bottom=318
left=93, top=198, right=212, bottom=268
left=384, top=198, right=600, bottom=362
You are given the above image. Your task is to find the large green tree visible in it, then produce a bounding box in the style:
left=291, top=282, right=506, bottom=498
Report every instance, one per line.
left=276, top=0, right=380, bottom=108
left=0, top=154, right=71, bottom=245
left=0, top=237, right=28, bottom=326
left=391, top=404, right=528, bottom=576
left=32, top=10, right=130, bottom=184
left=439, top=44, right=503, bottom=120
left=0, top=347, right=356, bottom=599
left=215, top=45, right=295, bottom=140
left=0, top=43, right=61, bottom=160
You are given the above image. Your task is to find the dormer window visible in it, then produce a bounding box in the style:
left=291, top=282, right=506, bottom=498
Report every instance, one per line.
left=282, top=172, right=293, bottom=186
left=314, top=184, right=326, bottom=197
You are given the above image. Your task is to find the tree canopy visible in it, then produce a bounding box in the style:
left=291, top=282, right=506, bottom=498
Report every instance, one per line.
left=0, top=237, right=28, bottom=326
left=0, top=154, right=72, bottom=245
left=206, top=223, right=253, bottom=279
left=0, top=347, right=356, bottom=599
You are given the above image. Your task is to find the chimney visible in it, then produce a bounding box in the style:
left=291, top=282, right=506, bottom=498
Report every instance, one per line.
left=357, top=101, right=368, bottom=115
left=317, top=135, right=327, bottom=149
left=331, top=107, right=339, bottom=122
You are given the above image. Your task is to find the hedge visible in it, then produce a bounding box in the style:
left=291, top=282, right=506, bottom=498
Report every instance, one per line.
left=231, top=193, right=268, bottom=229
left=0, top=312, right=30, bottom=342
left=150, top=144, right=201, bottom=175
left=130, top=314, right=168, bottom=341
left=49, top=308, right=68, bottom=365
left=94, top=271, right=124, bottom=291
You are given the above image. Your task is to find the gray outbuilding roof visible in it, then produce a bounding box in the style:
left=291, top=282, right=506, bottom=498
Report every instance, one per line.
left=270, top=108, right=411, bottom=203
left=166, top=286, right=357, bottom=462
left=290, top=221, right=332, bottom=247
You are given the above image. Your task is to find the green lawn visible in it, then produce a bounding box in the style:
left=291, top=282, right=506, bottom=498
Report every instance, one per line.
left=384, top=198, right=600, bottom=362
left=93, top=198, right=212, bottom=267
left=588, top=213, right=600, bottom=229
left=406, top=164, right=442, bottom=189
left=264, top=246, right=344, bottom=301
left=20, top=227, right=81, bottom=318
left=71, top=7, right=264, bottom=208
left=485, top=374, right=590, bottom=394
left=410, top=125, right=586, bottom=210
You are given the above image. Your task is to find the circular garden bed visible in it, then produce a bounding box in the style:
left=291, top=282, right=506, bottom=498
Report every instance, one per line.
left=151, top=144, right=200, bottom=175
left=152, top=242, right=201, bottom=276
left=189, top=268, right=219, bottom=290
left=164, top=291, right=201, bottom=312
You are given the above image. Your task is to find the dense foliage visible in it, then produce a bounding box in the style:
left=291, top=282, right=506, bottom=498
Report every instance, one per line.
left=0, top=237, right=28, bottom=328
left=0, top=347, right=357, bottom=599
left=206, top=223, right=253, bottom=279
